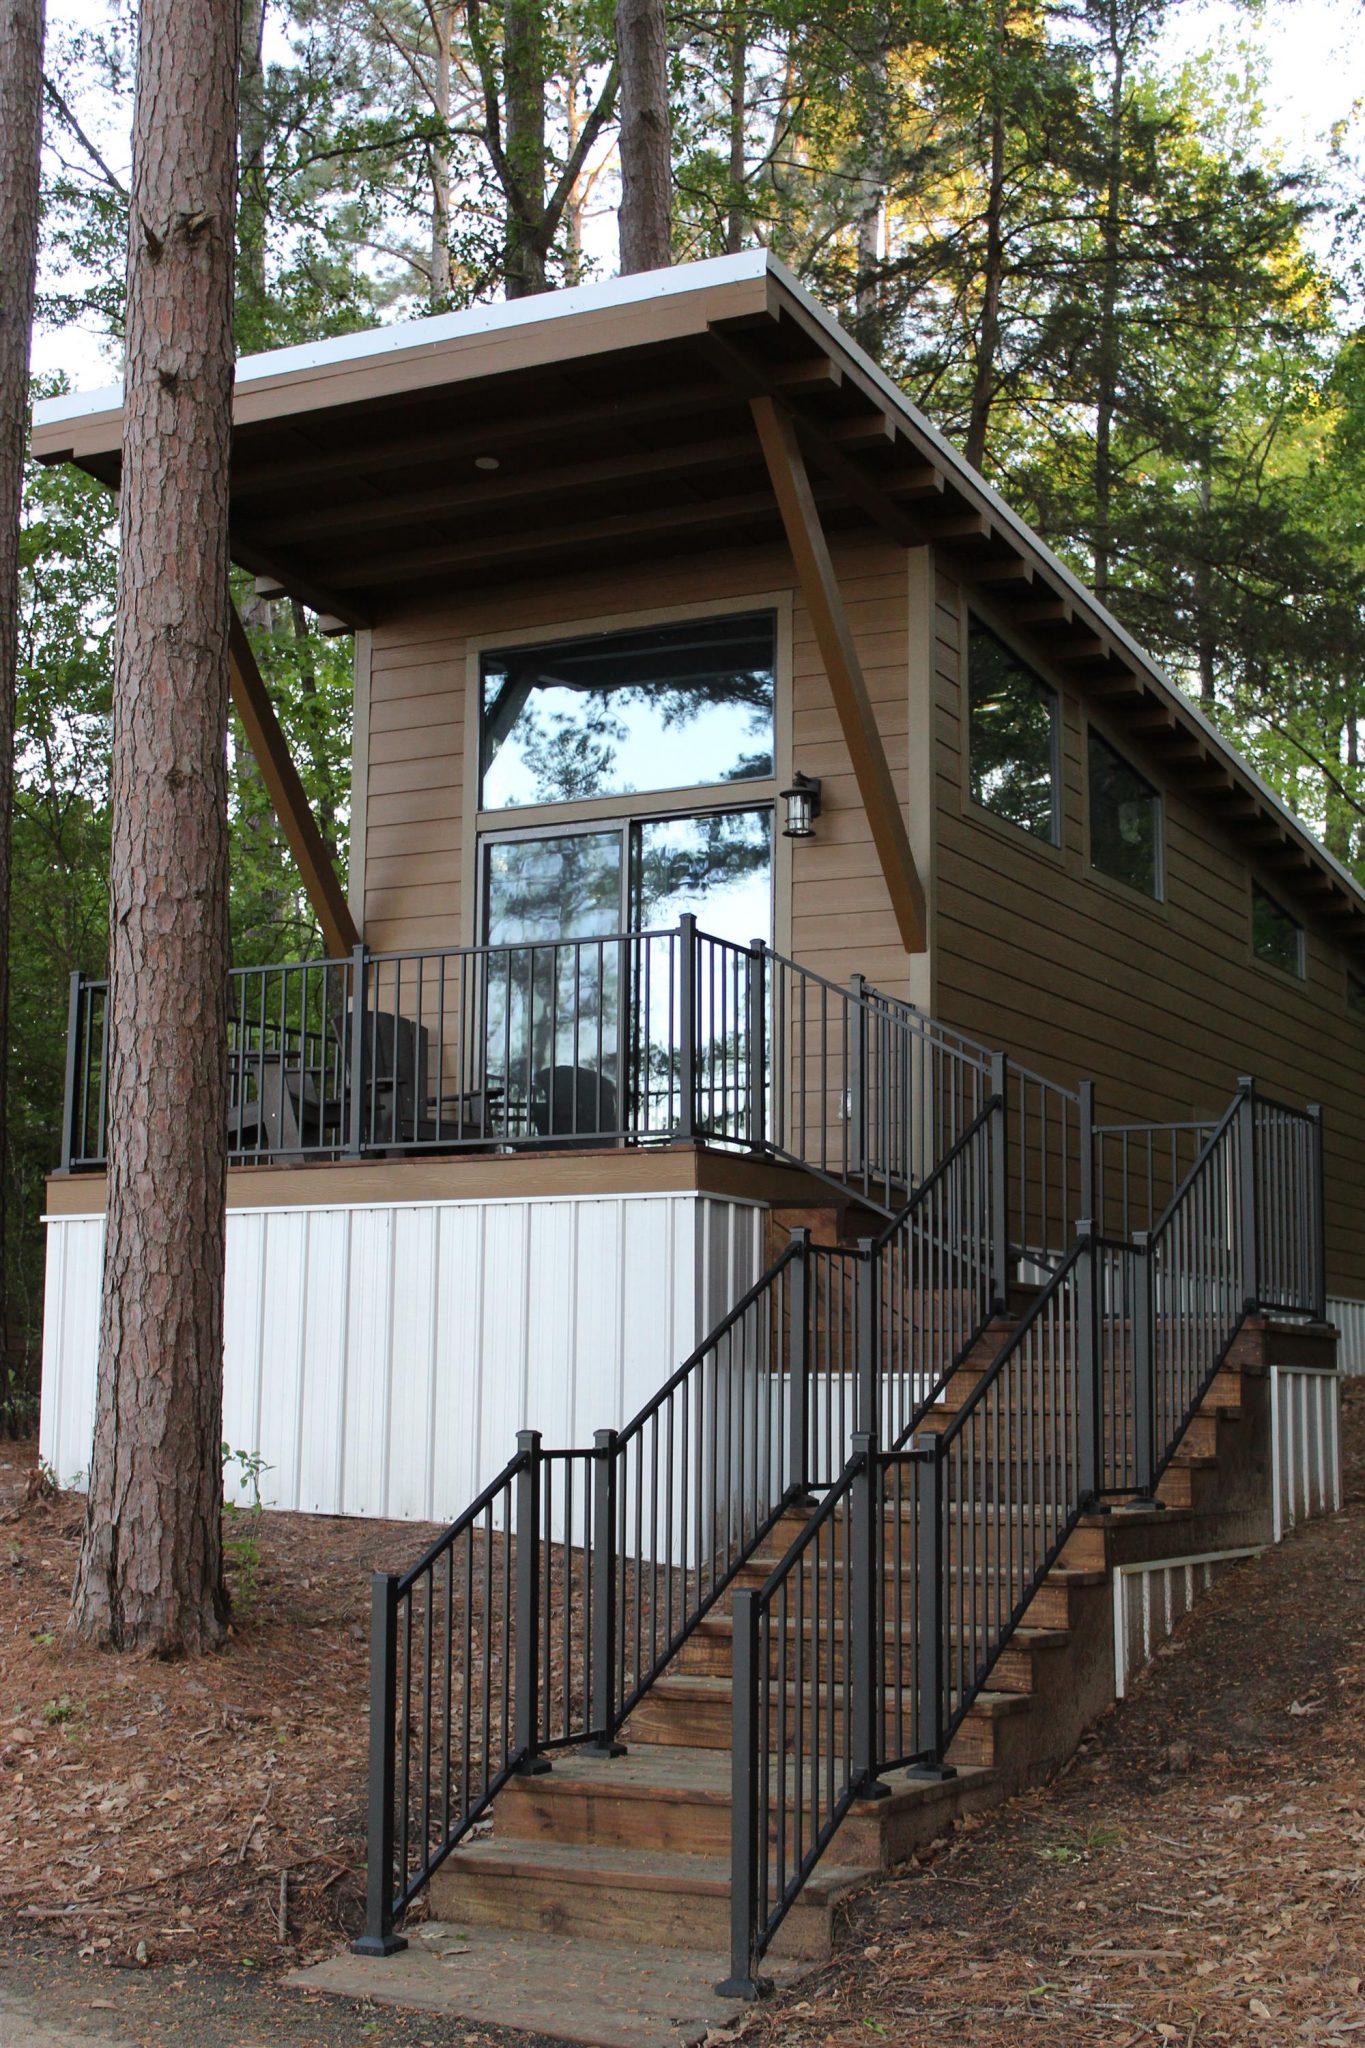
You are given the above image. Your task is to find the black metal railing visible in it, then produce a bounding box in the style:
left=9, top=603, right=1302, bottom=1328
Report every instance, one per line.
left=719, top=1075, right=1326, bottom=1993
left=61, top=922, right=996, bottom=1214
left=354, top=1103, right=1005, bottom=1954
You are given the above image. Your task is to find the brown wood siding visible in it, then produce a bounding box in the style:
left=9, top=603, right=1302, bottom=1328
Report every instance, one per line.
left=931, top=559, right=1365, bottom=1298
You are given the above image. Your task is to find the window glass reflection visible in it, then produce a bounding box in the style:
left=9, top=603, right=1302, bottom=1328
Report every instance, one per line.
left=481, top=613, right=776, bottom=810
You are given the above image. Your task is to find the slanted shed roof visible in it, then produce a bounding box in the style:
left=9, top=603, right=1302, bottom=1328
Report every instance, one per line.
left=32, top=250, right=1365, bottom=949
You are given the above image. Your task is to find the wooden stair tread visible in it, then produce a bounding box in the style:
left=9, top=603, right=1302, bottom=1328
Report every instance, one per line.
left=505, top=1744, right=999, bottom=1809
left=691, top=1613, right=1070, bottom=1652
left=638, top=1674, right=1033, bottom=1719
left=441, top=1835, right=867, bottom=1905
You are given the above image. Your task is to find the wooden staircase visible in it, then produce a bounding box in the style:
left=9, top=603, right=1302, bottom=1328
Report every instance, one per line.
left=427, top=1314, right=1308, bottom=1979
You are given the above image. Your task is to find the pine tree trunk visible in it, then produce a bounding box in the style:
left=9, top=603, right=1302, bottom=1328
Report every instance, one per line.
left=430, top=4, right=454, bottom=307
left=237, top=0, right=268, bottom=322
left=504, top=0, right=547, bottom=296
left=1092, top=31, right=1126, bottom=607
left=0, top=0, right=46, bottom=1414
left=725, top=15, right=745, bottom=255
left=616, top=0, right=671, bottom=273
left=966, top=4, right=1008, bottom=472
left=71, top=0, right=239, bottom=1655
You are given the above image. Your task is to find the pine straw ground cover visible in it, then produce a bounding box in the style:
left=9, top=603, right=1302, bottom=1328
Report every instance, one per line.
left=0, top=1382, right=1361, bottom=2047
left=0, top=1450, right=437, bottom=1967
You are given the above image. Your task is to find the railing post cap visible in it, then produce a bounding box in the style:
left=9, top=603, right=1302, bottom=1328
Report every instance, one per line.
left=515, top=1427, right=542, bottom=1453
left=850, top=1429, right=875, bottom=1456
left=1237, top=1074, right=1255, bottom=1093
left=1075, top=1215, right=1096, bottom=1241
left=1133, top=1227, right=1151, bottom=1250
left=787, top=1224, right=812, bottom=1247
left=593, top=1426, right=618, bottom=1451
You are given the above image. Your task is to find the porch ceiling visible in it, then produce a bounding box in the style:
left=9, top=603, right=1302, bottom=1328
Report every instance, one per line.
left=32, top=251, right=1365, bottom=952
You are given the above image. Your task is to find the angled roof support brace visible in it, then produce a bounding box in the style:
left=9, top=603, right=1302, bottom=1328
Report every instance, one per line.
left=750, top=394, right=928, bottom=954
left=227, top=604, right=360, bottom=958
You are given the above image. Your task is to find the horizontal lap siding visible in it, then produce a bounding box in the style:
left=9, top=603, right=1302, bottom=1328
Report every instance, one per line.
left=932, top=560, right=1365, bottom=1297
left=789, top=541, right=907, bottom=992
left=363, top=624, right=464, bottom=949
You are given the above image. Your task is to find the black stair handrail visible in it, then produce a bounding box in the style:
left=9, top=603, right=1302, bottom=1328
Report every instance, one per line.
left=719, top=1074, right=1326, bottom=1996
left=353, top=1102, right=1004, bottom=1955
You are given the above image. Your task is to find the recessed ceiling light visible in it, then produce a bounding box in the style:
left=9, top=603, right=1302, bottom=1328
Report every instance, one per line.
left=474, top=454, right=500, bottom=471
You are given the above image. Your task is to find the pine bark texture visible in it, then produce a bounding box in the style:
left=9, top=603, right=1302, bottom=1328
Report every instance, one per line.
left=0, top=0, right=46, bottom=1402
left=616, top=0, right=671, bottom=273
left=71, top=0, right=239, bottom=1654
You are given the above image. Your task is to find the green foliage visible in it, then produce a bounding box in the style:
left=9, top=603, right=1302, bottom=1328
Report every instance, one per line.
left=14, top=0, right=1365, bottom=1415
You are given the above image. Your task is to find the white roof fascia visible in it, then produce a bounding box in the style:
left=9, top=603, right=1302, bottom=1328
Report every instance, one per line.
left=30, top=250, right=773, bottom=431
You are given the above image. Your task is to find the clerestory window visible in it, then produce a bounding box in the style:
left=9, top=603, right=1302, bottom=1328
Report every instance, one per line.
left=967, top=615, right=1060, bottom=844
left=1088, top=728, right=1162, bottom=899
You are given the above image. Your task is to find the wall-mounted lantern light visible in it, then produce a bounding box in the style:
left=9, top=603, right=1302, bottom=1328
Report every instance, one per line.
left=781, top=771, right=823, bottom=840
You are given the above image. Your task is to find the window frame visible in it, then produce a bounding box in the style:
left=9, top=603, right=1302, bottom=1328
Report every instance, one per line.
left=963, top=610, right=1063, bottom=851
left=476, top=607, right=780, bottom=818
left=1250, top=880, right=1305, bottom=982
left=1085, top=723, right=1165, bottom=904
left=464, top=592, right=793, bottom=955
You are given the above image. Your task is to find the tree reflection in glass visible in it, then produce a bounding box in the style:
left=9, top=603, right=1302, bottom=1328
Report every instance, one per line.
left=481, top=613, right=776, bottom=810
left=484, top=830, right=623, bottom=1133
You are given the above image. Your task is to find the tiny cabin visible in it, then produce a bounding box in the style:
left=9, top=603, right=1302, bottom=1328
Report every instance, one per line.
left=31, top=251, right=1365, bottom=1513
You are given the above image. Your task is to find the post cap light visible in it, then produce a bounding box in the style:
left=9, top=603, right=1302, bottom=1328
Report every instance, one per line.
left=781, top=771, right=822, bottom=840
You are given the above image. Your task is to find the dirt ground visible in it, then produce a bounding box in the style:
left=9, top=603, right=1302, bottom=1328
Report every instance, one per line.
left=1, top=1379, right=1362, bottom=2046
left=0, top=1447, right=436, bottom=1968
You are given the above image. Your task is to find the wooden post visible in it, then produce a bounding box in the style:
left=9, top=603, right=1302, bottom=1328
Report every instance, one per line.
left=227, top=604, right=359, bottom=958
left=749, top=394, right=927, bottom=954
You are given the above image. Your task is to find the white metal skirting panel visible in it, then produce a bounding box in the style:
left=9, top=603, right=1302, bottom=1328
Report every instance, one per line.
left=1270, top=1365, right=1342, bottom=1542
left=1113, top=1548, right=1261, bottom=1699
left=1326, top=1296, right=1365, bottom=1376
left=39, top=1191, right=763, bottom=1522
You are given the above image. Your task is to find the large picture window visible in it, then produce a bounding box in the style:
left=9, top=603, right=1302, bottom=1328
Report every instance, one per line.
left=967, top=615, right=1059, bottom=843
left=480, top=612, right=777, bottom=812
left=1089, top=729, right=1161, bottom=898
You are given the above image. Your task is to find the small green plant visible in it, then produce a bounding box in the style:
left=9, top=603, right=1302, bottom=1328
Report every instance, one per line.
left=221, top=1445, right=272, bottom=1619
left=29, top=1628, right=55, bottom=1647
left=222, top=1443, right=272, bottom=1511
left=42, top=1694, right=80, bottom=1725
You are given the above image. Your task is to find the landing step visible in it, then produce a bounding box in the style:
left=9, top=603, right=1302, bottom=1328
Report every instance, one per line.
left=290, top=1923, right=805, bottom=2048
left=429, top=1837, right=867, bottom=1959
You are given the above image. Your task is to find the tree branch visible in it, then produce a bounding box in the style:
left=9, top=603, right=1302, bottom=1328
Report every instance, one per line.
left=43, top=76, right=128, bottom=200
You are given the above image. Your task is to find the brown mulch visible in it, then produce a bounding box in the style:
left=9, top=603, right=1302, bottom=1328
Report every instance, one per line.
left=1, top=1382, right=1362, bottom=2046
left=0, top=1446, right=441, bottom=1970
left=736, top=1375, right=1365, bottom=2048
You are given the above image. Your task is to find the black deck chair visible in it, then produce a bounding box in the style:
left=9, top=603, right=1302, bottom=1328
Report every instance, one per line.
left=529, top=1063, right=619, bottom=1145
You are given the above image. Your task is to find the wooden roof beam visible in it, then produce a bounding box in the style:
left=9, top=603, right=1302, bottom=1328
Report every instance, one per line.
left=973, top=557, right=1035, bottom=588
left=251, top=431, right=767, bottom=548
left=703, top=329, right=927, bottom=548
left=326, top=485, right=796, bottom=590
left=1081, top=668, right=1144, bottom=698
left=229, top=533, right=367, bottom=630
left=230, top=378, right=737, bottom=501
left=1015, top=597, right=1073, bottom=628
left=228, top=606, right=359, bottom=957
left=750, top=393, right=927, bottom=953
